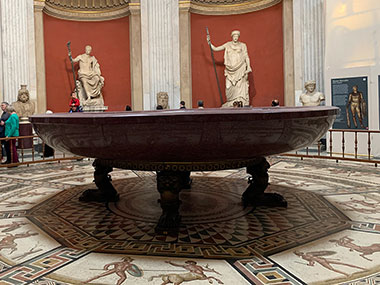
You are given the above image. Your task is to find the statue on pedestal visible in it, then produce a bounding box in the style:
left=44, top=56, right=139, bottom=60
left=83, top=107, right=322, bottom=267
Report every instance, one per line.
left=12, top=85, right=34, bottom=149
left=157, top=92, right=169, bottom=109
left=13, top=85, right=35, bottom=120
left=207, top=30, right=252, bottom=107
left=300, top=80, right=325, bottom=106
left=69, top=45, right=105, bottom=107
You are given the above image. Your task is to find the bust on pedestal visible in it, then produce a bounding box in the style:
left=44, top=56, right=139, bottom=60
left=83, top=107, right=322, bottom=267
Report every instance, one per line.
left=156, top=92, right=169, bottom=109
left=12, top=85, right=35, bottom=149
left=300, top=80, right=325, bottom=106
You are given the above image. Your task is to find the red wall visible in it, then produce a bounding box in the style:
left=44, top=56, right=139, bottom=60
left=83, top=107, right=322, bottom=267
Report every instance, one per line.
left=44, top=15, right=131, bottom=112
left=191, top=3, right=284, bottom=108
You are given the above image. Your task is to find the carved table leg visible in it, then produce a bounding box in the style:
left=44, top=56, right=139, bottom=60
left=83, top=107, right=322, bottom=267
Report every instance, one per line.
left=155, top=171, right=191, bottom=234
left=79, top=159, right=119, bottom=203
left=242, top=157, right=287, bottom=208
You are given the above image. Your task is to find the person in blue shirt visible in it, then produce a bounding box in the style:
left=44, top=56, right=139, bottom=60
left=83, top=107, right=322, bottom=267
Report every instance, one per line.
left=4, top=105, right=19, bottom=164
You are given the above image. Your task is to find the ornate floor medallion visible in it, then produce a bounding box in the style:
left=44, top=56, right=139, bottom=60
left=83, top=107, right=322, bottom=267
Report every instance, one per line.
left=27, top=176, right=349, bottom=259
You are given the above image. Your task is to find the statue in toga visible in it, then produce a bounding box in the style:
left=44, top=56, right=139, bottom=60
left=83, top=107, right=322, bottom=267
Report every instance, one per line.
left=207, top=30, right=252, bottom=107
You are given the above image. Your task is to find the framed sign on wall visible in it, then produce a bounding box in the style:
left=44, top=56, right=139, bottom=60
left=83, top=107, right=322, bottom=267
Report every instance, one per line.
left=331, top=76, right=368, bottom=129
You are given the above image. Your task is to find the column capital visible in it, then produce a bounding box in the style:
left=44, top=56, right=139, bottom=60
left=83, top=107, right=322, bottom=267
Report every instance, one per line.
left=179, top=1, right=190, bottom=12
left=34, top=0, right=45, bottom=12
left=129, top=3, right=141, bottom=15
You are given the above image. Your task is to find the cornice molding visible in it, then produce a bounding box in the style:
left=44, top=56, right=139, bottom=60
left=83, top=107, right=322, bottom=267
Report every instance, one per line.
left=43, top=0, right=134, bottom=21
left=179, top=0, right=281, bottom=15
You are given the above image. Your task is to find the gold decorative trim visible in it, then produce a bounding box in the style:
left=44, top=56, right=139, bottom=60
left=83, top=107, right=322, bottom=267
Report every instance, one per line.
left=180, top=0, right=282, bottom=15
left=43, top=3, right=131, bottom=21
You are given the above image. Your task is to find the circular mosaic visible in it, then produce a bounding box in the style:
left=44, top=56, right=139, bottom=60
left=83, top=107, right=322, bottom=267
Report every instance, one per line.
left=108, top=178, right=254, bottom=224
left=28, top=176, right=349, bottom=258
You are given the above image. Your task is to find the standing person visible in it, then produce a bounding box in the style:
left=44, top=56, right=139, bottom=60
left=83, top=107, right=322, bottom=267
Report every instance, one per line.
left=4, top=105, right=19, bottom=164
left=180, top=101, right=186, bottom=109
left=197, top=100, right=204, bottom=109
left=0, top=102, right=10, bottom=162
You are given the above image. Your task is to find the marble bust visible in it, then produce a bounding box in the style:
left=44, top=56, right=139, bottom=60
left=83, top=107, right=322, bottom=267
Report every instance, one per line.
left=70, top=45, right=105, bottom=107
left=13, top=85, right=35, bottom=119
left=300, top=80, right=325, bottom=106
left=207, top=30, right=252, bottom=107
left=157, top=92, right=169, bottom=109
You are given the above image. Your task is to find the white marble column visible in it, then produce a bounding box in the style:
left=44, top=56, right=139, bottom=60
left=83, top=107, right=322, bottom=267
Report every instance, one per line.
left=293, top=0, right=325, bottom=105
left=0, top=0, right=37, bottom=105
left=141, top=0, right=181, bottom=110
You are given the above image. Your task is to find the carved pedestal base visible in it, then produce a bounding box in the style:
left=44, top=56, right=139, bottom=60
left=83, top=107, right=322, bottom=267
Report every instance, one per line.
left=79, top=159, right=119, bottom=203
left=242, top=157, right=287, bottom=208
left=79, top=157, right=286, bottom=235
left=155, top=171, right=192, bottom=235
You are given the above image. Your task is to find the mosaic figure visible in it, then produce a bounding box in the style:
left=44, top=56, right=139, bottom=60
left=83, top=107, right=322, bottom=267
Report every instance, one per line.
left=13, top=243, right=42, bottom=260
left=1, top=201, right=36, bottom=208
left=85, top=256, right=142, bottom=285
left=0, top=221, right=28, bottom=233
left=294, top=250, right=364, bottom=277
left=336, top=195, right=380, bottom=215
left=329, top=236, right=380, bottom=261
left=18, top=190, right=51, bottom=198
left=149, top=260, right=223, bottom=284
left=0, top=231, right=38, bottom=254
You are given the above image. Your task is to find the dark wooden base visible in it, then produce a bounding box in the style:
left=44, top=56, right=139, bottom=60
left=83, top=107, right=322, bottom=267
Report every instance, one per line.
left=80, top=157, right=286, bottom=235
left=79, top=159, right=119, bottom=203
left=242, top=157, right=288, bottom=208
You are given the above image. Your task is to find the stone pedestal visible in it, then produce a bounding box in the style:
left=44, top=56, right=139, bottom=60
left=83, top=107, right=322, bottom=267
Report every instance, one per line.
left=82, top=106, right=108, bottom=112
left=19, top=120, right=33, bottom=149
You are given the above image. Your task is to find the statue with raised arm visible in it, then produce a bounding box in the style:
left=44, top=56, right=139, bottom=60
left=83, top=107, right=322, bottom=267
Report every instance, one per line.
left=68, top=45, right=105, bottom=107
left=207, top=30, right=252, bottom=107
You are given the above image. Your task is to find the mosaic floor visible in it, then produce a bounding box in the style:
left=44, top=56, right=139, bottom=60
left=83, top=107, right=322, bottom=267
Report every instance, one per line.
left=0, top=157, right=379, bottom=284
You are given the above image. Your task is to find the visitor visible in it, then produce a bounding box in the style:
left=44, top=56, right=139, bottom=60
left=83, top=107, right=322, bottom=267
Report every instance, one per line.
left=156, top=105, right=163, bottom=110
left=0, top=102, right=10, bottom=163
left=197, top=100, right=204, bottom=109
left=271, top=99, right=280, bottom=107
left=180, top=101, right=186, bottom=109
left=69, top=92, right=80, bottom=113
left=4, top=105, right=19, bottom=165
left=125, top=105, right=132, bottom=111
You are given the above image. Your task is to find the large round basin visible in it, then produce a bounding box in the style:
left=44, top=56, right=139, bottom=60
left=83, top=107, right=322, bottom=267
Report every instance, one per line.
left=30, top=106, right=338, bottom=162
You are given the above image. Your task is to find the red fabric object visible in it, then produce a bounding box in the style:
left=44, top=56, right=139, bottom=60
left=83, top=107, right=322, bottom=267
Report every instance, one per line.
left=9, top=139, right=18, bottom=163
left=70, top=98, right=80, bottom=107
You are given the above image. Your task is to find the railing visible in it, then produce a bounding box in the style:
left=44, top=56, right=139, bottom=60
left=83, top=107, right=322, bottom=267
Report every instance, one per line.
left=0, top=134, right=84, bottom=168
left=283, top=129, right=380, bottom=166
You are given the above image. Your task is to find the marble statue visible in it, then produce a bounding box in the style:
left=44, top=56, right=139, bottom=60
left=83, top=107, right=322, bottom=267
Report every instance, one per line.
left=300, top=80, right=325, bottom=106
left=157, top=92, right=169, bottom=109
left=13, top=85, right=35, bottom=120
left=207, top=30, right=252, bottom=107
left=69, top=45, right=105, bottom=107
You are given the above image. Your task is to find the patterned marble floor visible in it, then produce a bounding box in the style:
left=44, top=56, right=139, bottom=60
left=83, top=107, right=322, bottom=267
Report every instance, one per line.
left=0, top=157, right=379, bottom=284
